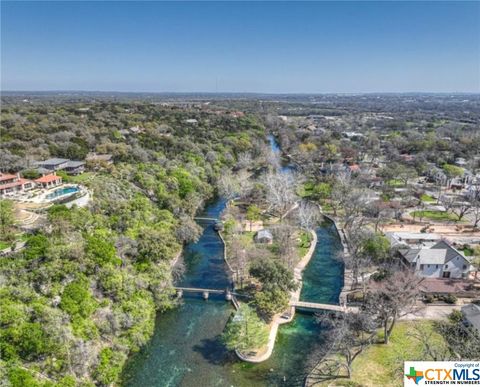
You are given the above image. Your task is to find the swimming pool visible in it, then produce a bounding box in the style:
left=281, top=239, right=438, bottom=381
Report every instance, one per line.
left=46, top=186, right=79, bottom=200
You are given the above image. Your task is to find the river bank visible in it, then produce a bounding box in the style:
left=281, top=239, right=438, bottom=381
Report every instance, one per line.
left=321, top=213, right=353, bottom=305
left=122, top=136, right=345, bottom=386
left=236, top=229, right=318, bottom=363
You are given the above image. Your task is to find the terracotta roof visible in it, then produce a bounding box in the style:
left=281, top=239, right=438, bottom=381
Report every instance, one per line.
left=0, top=178, right=33, bottom=190
left=0, top=181, right=23, bottom=190
left=35, top=174, right=61, bottom=183
left=0, top=173, right=17, bottom=182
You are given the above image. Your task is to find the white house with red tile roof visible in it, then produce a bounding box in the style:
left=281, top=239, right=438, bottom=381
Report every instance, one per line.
left=34, top=173, right=62, bottom=189
left=0, top=173, right=35, bottom=196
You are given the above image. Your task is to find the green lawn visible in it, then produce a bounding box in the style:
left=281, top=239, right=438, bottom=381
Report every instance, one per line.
left=411, top=210, right=458, bottom=222
left=297, top=182, right=314, bottom=198
left=60, top=172, right=95, bottom=184
left=315, top=321, right=447, bottom=387
left=461, top=247, right=474, bottom=256
left=420, top=194, right=436, bottom=203
left=321, top=202, right=334, bottom=214
left=297, top=230, right=312, bottom=257
left=240, top=231, right=255, bottom=246
left=0, top=241, right=11, bottom=250
left=387, top=179, right=405, bottom=187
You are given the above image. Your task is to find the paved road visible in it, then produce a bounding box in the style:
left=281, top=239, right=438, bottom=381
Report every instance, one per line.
left=401, top=304, right=462, bottom=320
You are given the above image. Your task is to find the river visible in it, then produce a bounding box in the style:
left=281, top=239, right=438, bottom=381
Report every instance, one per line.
left=122, top=135, right=343, bottom=387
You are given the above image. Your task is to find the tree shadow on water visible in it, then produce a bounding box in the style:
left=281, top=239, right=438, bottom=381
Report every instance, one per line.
left=192, top=335, right=233, bottom=365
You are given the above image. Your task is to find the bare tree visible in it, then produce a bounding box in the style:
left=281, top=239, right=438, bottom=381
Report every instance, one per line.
left=440, top=194, right=472, bottom=221
left=309, top=311, right=377, bottom=383
left=409, top=323, right=452, bottom=361
left=363, top=200, right=391, bottom=233
left=273, top=223, right=298, bottom=269
left=342, top=228, right=375, bottom=289
left=366, top=270, right=422, bottom=344
left=467, top=187, right=480, bottom=228
left=218, top=170, right=252, bottom=200
left=262, top=171, right=297, bottom=218
left=235, top=152, right=253, bottom=170
left=296, top=200, right=320, bottom=230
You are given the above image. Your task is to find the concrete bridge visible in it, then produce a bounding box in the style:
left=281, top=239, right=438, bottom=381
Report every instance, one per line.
left=174, top=286, right=234, bottom=301
left=289, top=300, right=358, bottom=313
left=193, top=217, right=218, bottom=222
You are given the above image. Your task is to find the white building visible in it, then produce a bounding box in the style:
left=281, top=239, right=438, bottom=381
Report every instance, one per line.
left=399, top=241, right=473, bottom=279
left=386, top=232, right=441, bottom=248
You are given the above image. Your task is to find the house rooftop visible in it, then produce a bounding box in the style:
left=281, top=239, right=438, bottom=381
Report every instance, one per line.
left=0, top=173, right=17, bottom=181
left=66, top=160, right=85, bottom=168
left=416, top=249, right=449, bottom=265
left=462, top=303, right=480, bottom=331
left=256, top=229, right=273, bottom=239
left=399, top=240, right=469, bottom=265
left=35, top=174, right=62, bottom=183
left=36, top=158, right=69, bottom=166
left=389, top=232, right=441, bottom=241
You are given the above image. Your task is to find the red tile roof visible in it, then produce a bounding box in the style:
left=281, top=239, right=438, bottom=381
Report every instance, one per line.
left=0, top=178, right=34, bottom=190
left=0, top=173, right=17, bottom=182
left=35, top=174, right=61, bottom=183
left=0, top=181, right=23, bottom=190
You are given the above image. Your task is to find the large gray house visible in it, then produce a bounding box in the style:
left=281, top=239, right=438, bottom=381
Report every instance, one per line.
left=399, top=240, right=473, bottom=279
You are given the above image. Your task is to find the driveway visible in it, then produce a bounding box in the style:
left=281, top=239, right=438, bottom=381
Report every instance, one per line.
left=401, top=304, right=462, bottom=320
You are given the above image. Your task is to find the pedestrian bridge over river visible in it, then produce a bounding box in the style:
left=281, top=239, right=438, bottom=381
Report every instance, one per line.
left=174, top=287, right=357, bottom=313
left=290, top=300, right=358, bottom=313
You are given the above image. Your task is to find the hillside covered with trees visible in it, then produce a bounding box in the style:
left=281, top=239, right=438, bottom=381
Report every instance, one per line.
left=0, top=99, right=267, bottom=386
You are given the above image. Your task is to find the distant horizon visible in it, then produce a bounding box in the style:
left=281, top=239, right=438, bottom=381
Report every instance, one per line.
left=2, top=1, right=479, bottom=93
left=2, top=89, right=480, bottom=96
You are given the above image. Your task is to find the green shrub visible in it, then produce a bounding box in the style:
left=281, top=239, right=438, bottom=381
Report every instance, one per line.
left=60, top=276, right=98, bottom=319
left=443, top=294, right=457, bottom=304
left=94, top=348, right=126, bottom=386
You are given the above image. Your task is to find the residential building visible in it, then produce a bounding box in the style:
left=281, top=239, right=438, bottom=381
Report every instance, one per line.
left=386, top=232, right=441, bottom=248
left=35, top=158, right=70, bottom=171
left=461, top=303, right=480, bottom=333
left=399, top=240, right=473, bottom=279
left=64, top=161, right=85, bottom=175
left=0, top=173, right=35, bottom=196
left=255, top=229, right=273, bottom=244
left=35, top=158, right=85, bottom=175
left=34, top=173, right=62, bottom=189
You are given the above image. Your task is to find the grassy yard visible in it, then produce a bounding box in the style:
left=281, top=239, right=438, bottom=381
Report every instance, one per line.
left=0, top=241, right=11, bottom=250
left=420, top=194, right=436, bottom=203
left=461, top=247, right=474, bottom=256
left=314, top=321, right=447, bottom=387
left=387, top=179, right=405, bottom=187
left=411, top=210, right=458, bottom=222
left=321, top=202, right=334, bottom=214
left=60, top=171, right=95, bottom=184
left=297, top=182, right=315, bottom=198
left=297, top=230, right=312, bottom=257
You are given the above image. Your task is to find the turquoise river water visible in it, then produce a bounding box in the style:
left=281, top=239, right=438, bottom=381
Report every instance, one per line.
left=123, top=136, right=344, bottom=386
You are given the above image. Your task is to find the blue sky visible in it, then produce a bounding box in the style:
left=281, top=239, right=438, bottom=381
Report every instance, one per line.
left=1, top=1, right=479, bottom=93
